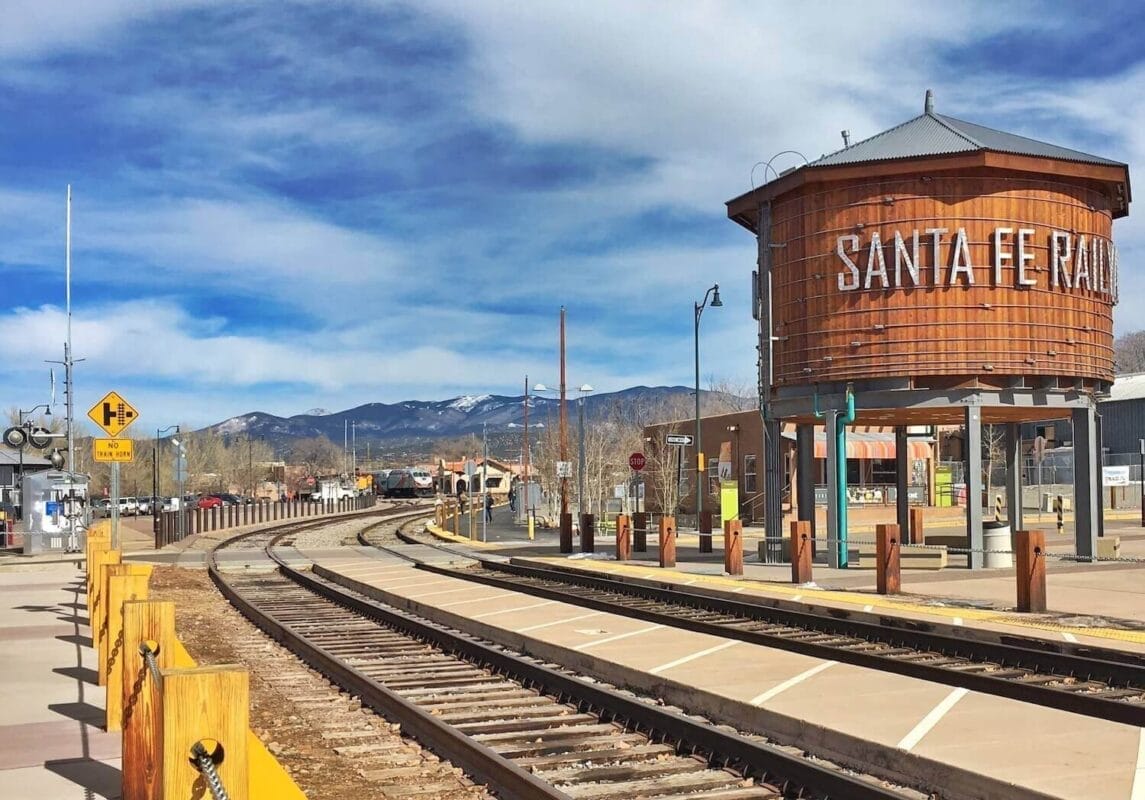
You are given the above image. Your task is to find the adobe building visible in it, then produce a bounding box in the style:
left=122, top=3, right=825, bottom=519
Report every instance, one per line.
left=726, top=91, right=1131, bottom=567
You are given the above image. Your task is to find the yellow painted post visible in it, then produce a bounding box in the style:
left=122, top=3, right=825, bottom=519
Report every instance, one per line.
left=89, top=549, right=122, bottom=653
left=122, top=600, right=176, bottom=800
left=85, top=528, right=111, bottom=618
left=106, top=566, right=154, bottom=730
left=161, top=666, right=249, bottom=800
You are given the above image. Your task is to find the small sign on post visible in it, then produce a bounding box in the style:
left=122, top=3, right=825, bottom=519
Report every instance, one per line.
left=666, top=434, right=693, bottom=446
left=556, top=461, right=573, bottom=478
left=94, top=438, right=134, bottom=463
left=628, top=452, right=646, bottom=471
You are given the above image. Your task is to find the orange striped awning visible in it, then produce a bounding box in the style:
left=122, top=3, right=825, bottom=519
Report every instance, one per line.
left=809, top=432, right=932, bottom=460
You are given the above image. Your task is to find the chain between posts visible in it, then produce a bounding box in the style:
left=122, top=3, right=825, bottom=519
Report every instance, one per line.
left=139, top=642, right=163, bottom=691
left=191, top=741, right=230, bottom=800
left=805, top=535, right=1145, bottom=563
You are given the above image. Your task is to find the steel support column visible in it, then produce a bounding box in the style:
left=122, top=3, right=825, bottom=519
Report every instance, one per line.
left=796, top=424, right=816, bottom=555
left=1073, top=405, right=1099, bottom=561
left=763, top=418, right=783, bottom=563
left=1005, top=423, right=1023, bottom=533
left=826, top=410, right=841, bottom=569
left=965, top=406, right=984, bottom=569
left=895, top=426, right=909, bottom=536
left=1096, top=412, right=1105, bottom=540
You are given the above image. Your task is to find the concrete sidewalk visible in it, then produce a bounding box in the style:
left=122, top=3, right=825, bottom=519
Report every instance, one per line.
left=0, top=566, right=120, bottom=799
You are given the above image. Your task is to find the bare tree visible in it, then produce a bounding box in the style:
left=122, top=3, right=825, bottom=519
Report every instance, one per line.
left=1115, top=330, right=1145, bottom=374
left=289, top=436, right=343, bottom=479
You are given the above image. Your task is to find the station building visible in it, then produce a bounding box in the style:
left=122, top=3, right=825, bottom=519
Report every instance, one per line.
left=718, top=91, right=1130, bottom=567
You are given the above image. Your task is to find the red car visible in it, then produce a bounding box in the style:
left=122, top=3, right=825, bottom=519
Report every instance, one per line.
left=196, top=495, right=223, bottom=509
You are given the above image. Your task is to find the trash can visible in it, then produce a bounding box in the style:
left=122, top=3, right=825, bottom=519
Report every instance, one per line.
left=982, top=520, right=1012, bottom=568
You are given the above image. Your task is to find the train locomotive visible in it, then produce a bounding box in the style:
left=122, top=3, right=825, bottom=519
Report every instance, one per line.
left=377, top=467, right=435, bottom=498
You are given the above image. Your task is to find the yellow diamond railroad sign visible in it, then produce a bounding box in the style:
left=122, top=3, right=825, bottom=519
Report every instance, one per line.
left=93, top=438, right=134, bottom=463
left=87, top=391, right=139, bottom=438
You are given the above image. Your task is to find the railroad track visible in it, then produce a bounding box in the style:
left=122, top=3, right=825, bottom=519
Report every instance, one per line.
left=393, top=555, right=1145, bottom=728
left=210, top=517, right=916, bottom=800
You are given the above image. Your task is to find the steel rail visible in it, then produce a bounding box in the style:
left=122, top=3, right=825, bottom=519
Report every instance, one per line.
left=263, top=562, right=904, bottom=799
left=408, top=559, right=1145, bottom=728
left=209, top=517, right=906, bottom=799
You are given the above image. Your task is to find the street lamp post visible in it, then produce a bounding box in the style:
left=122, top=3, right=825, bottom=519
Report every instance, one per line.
left=154, top=425, right=179, bottom=534
left=16, top=405, right=52, bottom=520
left=694, top=283, right=723, bottom=529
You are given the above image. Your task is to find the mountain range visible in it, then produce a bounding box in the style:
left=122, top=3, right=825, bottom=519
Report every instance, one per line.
left=203, top=386, right=710, bottom=458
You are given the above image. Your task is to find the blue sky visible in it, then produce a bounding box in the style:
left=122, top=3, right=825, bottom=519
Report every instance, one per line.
left=3, top=1, right=1143, bottom=432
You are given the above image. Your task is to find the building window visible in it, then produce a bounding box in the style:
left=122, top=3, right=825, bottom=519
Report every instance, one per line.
left=871, top=459, right=897, bottom=484
left=744, top=455, right=758, bottom=493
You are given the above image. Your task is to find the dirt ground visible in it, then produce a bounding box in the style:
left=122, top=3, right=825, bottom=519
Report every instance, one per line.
left=148, top=565, right=489, bottom=799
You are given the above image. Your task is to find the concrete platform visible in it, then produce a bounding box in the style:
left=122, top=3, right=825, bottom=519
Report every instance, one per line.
left=0, top=567, right=120, bottom=799
left=309, top=547, right=1144, bottom=799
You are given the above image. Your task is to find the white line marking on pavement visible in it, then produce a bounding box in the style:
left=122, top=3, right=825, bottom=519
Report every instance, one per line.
left=438, top=592, right=518, bottom=608
left=953, top=617, right=964, bottom=626
left=1062, top=631, right=1078, bottom=643
left=517, top=611, right=601, bottom=633
left=897, top=688, right=969, bottom=752
left=405, top=586, right=480, bottom=599
left=862, top=605, right=874, bottom=612
left=474, top=600, right=556, bottom=619
left=574, top=624, right=664, bottom=651
left=650, top=641, right=741, bottom=675
left=1130, top=728, right=1145, bottom=800
left=749, top=661, right=837, bottom=706
left=792, top=594, right=803, bottom=602
left=375, top=578, right=450, bottom=590
left=684, top=580, right=698, bottom=586
left=732, top=587, right=745, bottom=593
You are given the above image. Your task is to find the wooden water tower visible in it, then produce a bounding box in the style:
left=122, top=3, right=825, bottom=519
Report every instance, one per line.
left=727, top=91, right=1131, bottom=566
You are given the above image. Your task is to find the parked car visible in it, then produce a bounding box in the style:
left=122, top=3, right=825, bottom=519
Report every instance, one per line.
left=212, top=493, right=243, bottom=506
left=197, top=495, right=223, bottom=509
left=90, top=498, right=111, bottom=518
left=117, top=497, right=139, bottom=516
left=135, top=497, right=153, bottom=515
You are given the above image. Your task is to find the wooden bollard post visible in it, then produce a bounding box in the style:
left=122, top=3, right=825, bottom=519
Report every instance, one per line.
left=90, top=548, right=122, bottom=652
left=560, top=513, right=573, bottom=554
left=909, top=507, right=924, bottom=545
left=698, top=511, right=713, bottom=554
left=101, top=563, right=152, bottom=689
left=452, top=502, right=460, bottom=536
left=105, top=566, right=154, bottom=731
left=161, top=665, right=249, bottom=800
left=615, top=515, right=631, bottom=561
left=579, top=514, right=595, bottom=553
left=86, top=530, right=111, bottom=616
left=633, top=512, right=648, bottom=552
left=791, top=520, right=813, bottom=584
left=1015, top=530, right=1047, bottom=612
left=659, top=516, right=676, bottom=568
left=876, top=523, right=901, bottom=595
left=724, top=519, right=743, bottom=575
left=1055, top=495, right=1064, bottom=536
left=122, top=600, right=176, bottom=800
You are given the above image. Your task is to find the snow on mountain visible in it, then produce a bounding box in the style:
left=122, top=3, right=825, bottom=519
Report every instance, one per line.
left=448, top=394, right=492, bottom=412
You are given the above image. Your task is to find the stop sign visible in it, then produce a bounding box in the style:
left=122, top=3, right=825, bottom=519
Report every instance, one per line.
left=628, top=452, right=646, bottom=471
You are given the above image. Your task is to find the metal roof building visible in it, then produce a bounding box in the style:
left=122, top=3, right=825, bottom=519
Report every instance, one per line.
left=1102, top=373, right=1145, bottom=453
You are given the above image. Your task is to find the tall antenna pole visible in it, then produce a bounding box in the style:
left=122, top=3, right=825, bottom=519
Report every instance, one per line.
left=522, top=372, right=529, bottom=497
left=65, top=185, right=74, bottom=478
left=559, top=307, right=568, bottom=516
